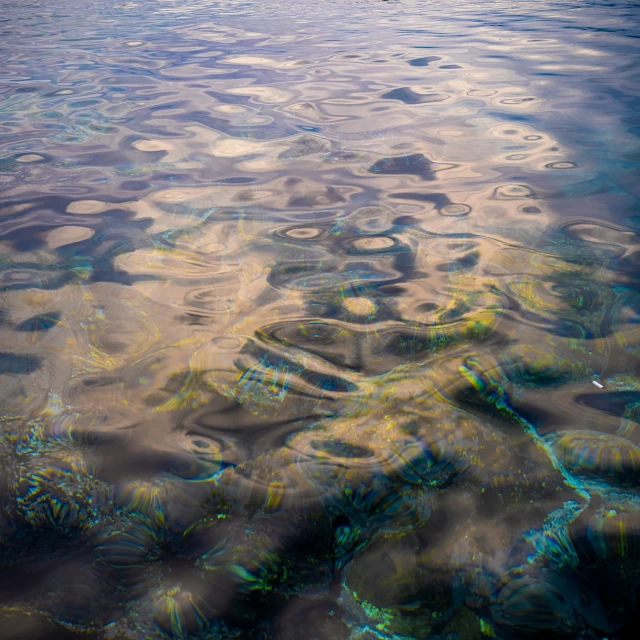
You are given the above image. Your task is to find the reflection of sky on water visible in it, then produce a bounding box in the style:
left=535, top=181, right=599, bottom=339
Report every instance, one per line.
left=1, top=0, right=640, bottom=638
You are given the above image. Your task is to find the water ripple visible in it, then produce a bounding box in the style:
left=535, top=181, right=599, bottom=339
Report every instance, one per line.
left=1, top=0, right=640, bottom=637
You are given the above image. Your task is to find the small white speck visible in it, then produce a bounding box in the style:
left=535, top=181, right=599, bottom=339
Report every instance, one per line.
left=592, top=380, right=604, bottom=389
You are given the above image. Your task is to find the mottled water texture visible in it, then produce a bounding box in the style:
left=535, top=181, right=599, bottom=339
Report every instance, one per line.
left=1, top=0, right=640, bottom=638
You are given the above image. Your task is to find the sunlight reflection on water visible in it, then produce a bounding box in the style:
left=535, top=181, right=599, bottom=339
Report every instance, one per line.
left=1, top=0, right=640, bottom=638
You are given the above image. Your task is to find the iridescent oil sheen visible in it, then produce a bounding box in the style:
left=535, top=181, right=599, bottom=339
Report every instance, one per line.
left=1, top=0, right=640, bottom=638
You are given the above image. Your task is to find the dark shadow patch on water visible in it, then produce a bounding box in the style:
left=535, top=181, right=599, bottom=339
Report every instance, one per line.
left=408, top=55, right=442, bottom=66
left=0, top=353, right=42, bottom=374
left=369, top=153, right=438, bottom=180
left=381, top=87, right=450, bottom=104
left=15, top=312, right=61, bottom=332
left=576, top=390, right=640, bottom=418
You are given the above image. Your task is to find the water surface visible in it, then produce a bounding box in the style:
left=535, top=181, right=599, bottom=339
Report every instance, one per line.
left=1, top=0, right=640, bottom=638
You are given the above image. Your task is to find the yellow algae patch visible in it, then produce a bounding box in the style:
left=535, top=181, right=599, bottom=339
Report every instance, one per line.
left=263, top=481, right=285, bottom=512
left=343, top=297, right=377, bottom=317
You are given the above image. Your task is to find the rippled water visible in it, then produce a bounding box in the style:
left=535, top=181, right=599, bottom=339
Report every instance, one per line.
left=1, top=0, right=640, bottom=638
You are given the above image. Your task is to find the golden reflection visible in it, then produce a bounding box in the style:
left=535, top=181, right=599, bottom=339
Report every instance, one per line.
left=1, top=1, right=639, bottom=638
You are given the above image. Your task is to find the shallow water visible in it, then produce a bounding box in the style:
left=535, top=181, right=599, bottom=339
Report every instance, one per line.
left=1, top=0, right=640, bottom=638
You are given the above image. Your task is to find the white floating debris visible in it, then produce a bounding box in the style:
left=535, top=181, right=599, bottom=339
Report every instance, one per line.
left=592, top=380, right=604, bottom=389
